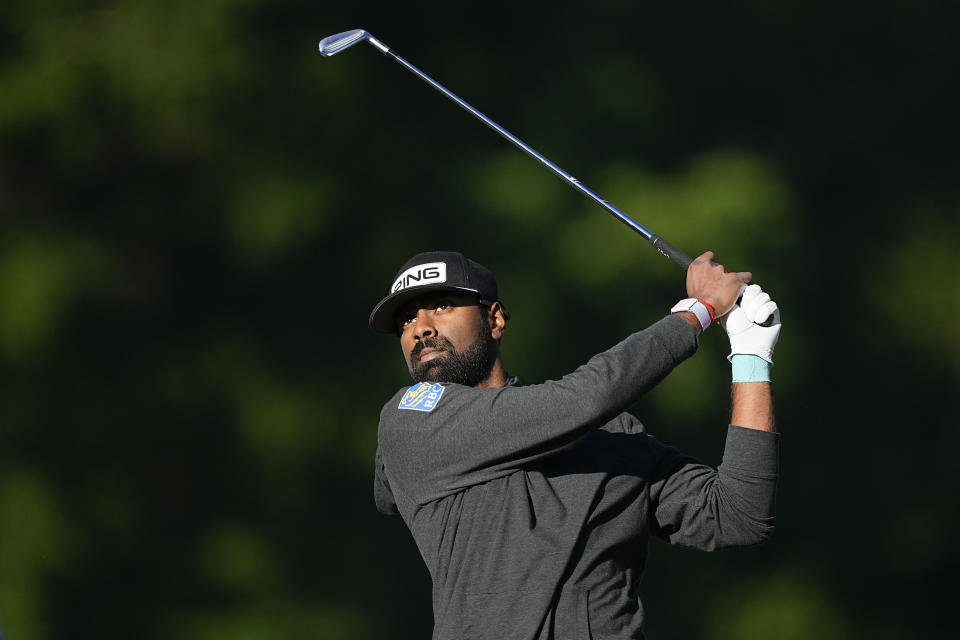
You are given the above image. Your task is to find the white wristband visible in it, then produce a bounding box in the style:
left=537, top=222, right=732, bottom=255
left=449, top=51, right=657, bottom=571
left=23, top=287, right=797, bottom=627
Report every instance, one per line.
left=670, top=298, right=712, bottom=332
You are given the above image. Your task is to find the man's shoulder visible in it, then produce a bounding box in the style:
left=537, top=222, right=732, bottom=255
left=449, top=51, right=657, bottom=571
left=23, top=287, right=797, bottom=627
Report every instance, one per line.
left=384, top=381, right=449, bottom=414
left=379, top=381, right=475, bottom=425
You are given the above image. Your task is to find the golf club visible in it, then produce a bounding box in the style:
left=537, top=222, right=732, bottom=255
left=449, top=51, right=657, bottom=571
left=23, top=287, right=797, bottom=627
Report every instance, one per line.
left=318, top=28, right=694, bottom=271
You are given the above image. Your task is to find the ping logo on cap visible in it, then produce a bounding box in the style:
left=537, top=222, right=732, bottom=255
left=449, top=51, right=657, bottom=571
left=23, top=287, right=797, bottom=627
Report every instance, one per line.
left=398, top=382, right=445, bottom=412
left=392, top=262, right=447, bottom=293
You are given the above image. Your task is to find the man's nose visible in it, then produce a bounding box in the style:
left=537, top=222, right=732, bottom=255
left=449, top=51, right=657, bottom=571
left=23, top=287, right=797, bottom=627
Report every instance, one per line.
left=413, top=308, right=436, bottom=340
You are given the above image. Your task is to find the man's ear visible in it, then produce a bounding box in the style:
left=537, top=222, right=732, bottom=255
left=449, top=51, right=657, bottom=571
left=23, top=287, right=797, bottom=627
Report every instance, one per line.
left=488, top=302, right=507, bottom=340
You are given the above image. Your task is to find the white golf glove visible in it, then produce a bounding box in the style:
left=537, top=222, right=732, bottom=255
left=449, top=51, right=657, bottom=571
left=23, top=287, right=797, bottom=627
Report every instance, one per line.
left=719, top=284, right=781, bottom=364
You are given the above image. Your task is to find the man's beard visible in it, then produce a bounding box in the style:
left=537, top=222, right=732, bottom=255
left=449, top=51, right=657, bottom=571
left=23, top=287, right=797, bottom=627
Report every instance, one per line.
left=408, top=315, right=497, bottom=387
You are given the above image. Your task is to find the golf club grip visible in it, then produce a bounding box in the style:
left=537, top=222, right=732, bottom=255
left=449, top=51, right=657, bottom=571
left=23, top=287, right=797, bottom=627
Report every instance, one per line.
left=648, top=235, right=693, bottom=270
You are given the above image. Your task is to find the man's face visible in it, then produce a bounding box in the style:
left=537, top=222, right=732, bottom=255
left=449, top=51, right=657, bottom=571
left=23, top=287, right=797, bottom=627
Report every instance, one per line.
left=397, top=292, right=498, bottom=387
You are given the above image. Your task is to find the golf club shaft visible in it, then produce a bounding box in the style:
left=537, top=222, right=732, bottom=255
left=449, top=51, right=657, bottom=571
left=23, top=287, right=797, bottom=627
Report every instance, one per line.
left=363, top=36, right=693, bottom=271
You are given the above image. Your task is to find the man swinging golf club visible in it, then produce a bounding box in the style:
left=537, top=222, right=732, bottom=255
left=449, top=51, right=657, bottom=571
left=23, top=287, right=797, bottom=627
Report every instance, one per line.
left=370, top=249, right=781, bottom=639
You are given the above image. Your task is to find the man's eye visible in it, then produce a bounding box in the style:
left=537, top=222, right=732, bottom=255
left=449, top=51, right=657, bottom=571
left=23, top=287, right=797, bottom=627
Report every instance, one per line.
left=436, top=301, right=450, bottom=311
left=400, top=314, right=416, bottom=327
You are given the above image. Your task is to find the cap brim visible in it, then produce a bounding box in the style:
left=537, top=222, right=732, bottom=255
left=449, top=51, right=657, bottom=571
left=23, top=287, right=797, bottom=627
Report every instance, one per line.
left=368, top=285, right=481, bottom=334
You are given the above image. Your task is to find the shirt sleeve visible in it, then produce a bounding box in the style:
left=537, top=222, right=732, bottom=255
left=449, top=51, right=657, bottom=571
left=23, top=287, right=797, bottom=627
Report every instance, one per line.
left=373, top=445, right=399, bottom=515
left=379, top=315, right=699, bottom=503
left=649, top=425, right=779, bottom=550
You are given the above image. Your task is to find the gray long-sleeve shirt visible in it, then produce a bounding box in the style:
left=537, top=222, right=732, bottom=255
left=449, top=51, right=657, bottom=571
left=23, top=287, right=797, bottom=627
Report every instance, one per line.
left=374, top=315, right=779, bottom=640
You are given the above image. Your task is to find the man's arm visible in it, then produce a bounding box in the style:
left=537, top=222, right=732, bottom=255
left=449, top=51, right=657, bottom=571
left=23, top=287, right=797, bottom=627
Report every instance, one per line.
left=380, top=315, right=701, bottom=503
left=731, top=382, right=774, bottom=432
left=650, top=283, right=782, bottom=548
left=648, top=381, right=777, bottom=549
left=722, top=282, right=781, bottom=432
left=650, top=425, right=779, bottom=550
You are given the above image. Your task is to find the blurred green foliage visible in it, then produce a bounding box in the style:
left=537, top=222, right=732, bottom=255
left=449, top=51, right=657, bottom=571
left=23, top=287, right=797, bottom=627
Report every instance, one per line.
left=0, top=0, right=957, bottom=638
left=0, top=233, right=107, bottom=362
left=707, top=570, right=852, bottom=640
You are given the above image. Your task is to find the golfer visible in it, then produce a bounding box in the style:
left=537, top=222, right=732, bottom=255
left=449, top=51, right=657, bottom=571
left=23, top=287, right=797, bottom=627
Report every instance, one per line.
left=371, top=250, right=780, bottom=640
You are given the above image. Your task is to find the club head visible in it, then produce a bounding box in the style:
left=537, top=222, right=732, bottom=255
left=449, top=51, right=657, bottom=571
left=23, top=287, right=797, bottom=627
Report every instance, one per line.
left=318, top=29, right=370, bottom=56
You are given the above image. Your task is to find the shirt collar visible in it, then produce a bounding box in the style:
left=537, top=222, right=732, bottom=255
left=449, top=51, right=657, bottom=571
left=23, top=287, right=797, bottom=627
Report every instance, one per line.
left=502, top=373, right=521, bottom=388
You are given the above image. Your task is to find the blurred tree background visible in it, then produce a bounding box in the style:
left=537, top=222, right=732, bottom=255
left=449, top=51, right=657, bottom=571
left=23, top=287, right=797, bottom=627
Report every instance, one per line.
left=1, top=0, right=957, bottom=638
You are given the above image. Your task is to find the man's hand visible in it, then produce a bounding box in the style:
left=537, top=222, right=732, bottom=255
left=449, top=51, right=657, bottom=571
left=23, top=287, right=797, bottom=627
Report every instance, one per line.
left=685, top=251, right=752, bottom=318
left=720, top=284, right=781, bottom=364
left=723, top=285, right=781, bottom=432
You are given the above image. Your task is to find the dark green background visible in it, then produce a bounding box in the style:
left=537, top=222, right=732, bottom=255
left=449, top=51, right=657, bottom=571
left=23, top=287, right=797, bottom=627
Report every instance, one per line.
left=1, top=1, right=957, bottom=638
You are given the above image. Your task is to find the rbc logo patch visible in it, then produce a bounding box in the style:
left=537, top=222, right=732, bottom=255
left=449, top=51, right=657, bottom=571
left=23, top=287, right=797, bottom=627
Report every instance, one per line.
left=399, top=382, right=445, bottom=412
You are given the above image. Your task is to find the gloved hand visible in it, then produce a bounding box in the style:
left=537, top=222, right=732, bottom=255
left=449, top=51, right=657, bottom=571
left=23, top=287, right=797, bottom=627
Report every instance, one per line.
left=719, top=284, right=781, bottom=364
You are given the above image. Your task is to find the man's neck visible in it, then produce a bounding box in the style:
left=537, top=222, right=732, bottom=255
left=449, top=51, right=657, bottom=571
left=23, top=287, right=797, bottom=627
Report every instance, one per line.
left=474, top=358, right=507, bottom=389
